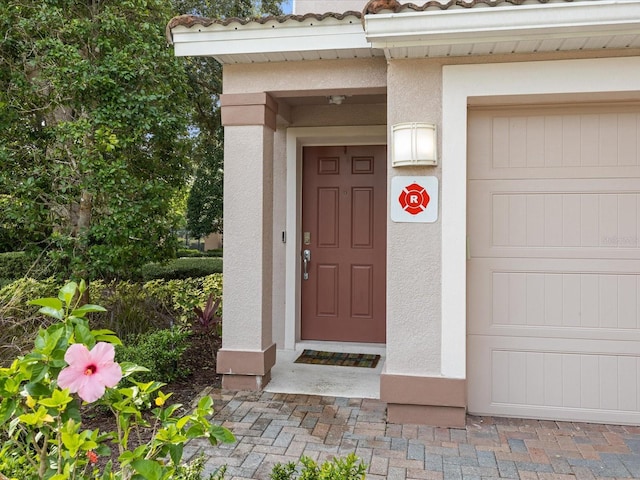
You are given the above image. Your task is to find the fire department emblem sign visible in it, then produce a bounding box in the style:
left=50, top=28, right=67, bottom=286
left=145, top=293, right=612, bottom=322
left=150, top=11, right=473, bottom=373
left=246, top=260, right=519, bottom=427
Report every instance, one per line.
left=391, top=176, right=439, bottom=223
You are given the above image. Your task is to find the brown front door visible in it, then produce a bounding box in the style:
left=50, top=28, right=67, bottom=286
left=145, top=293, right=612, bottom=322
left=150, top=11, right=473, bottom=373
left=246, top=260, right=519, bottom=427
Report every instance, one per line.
left=301, top=145, right=386, bottom=343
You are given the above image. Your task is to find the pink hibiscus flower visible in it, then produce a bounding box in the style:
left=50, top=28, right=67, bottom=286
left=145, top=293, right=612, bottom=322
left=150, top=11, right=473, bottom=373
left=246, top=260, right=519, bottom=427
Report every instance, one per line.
left=57, top=342, right=122, bottom=403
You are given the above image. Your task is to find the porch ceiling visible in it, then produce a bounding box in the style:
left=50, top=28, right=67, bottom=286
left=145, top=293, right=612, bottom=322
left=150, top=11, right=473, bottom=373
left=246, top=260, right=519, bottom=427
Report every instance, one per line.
left=167, top=0, right=640, bottom=63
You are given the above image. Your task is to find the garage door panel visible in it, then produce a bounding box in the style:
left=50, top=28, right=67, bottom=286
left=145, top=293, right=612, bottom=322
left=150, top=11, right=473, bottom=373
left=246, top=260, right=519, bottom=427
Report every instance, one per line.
left=468, top=258, right=640, bottom=338
left=468, top=336, right=640, bottom=422
left=468, top=107, right=640, bottom=179
left=469, top=182, right=640, bottom=257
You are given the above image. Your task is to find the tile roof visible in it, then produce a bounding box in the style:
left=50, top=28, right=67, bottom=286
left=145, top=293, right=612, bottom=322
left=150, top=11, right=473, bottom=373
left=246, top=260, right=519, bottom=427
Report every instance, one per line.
left=167, top=0, right=579, bottom=44
left=166, top=12, right=362, bottom=44
left=363, top=0, right=576, bottom=14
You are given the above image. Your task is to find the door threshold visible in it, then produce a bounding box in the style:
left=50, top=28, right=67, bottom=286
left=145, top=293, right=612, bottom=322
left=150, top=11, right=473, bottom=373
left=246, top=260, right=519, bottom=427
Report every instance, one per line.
left=294, top=340, right=386, bottom=356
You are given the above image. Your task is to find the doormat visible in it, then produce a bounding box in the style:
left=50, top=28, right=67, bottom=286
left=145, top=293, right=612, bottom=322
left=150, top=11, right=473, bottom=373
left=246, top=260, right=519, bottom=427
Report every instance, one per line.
left=294, top=349, right=380, bottom=368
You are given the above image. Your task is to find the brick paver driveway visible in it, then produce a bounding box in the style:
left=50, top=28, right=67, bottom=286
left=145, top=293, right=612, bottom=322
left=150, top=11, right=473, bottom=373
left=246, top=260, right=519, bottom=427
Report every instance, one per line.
left=183, top=390, right=640, bottom=479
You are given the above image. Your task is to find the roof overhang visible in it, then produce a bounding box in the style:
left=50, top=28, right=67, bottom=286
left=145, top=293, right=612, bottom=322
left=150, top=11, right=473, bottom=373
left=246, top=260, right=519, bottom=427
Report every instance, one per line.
left=170, top=14, right=382, bottom=63
left=168, top=0, right=640, bottom=63
left=365, top=0, right=640, bottom=58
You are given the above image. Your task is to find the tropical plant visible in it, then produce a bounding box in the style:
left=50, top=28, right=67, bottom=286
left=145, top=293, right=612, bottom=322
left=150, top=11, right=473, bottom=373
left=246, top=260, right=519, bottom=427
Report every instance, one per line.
left=0, top=281, right=235, bottom=479
left=193, top=293, right=222, bottom=334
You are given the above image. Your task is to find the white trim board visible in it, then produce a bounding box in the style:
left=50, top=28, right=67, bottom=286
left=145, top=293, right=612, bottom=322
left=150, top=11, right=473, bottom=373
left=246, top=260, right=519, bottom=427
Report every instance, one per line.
left=284, top=126, right=387, bottom=351
left=441, top=56, right=640, bottom=379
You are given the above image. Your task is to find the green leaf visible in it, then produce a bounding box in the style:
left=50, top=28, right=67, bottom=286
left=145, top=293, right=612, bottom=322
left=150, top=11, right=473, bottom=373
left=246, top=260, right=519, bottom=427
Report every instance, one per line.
left=197, top=395, right=213, bottom=413
left=120, top=362, right=150, bottom=377
left=59, top=282, right=78, bottom=307
left=49, top=475, right=69, bottom=480
left=168, top=443, right=183, bottom=466
left=29, top=363, right=48, bottom=383
left=71, top=304, right=107, bottom=317
left=74, top=323, right=94, bottom=347
left=39, top=388, right=73, bottom=409
left=209, top=424, right=236, bottom=444
left=131, top=459, right=163, bottom=480
left=27, top=297, right=63, bottom=310
left=25, top=381, right=51, bottom=398
left=0, top=398, right=17, bottom=426
left=37, top=306, right=64, bottom=320
left=61, top=400, right=82, bottom=423
left=92, top=329, right=122, bottom=346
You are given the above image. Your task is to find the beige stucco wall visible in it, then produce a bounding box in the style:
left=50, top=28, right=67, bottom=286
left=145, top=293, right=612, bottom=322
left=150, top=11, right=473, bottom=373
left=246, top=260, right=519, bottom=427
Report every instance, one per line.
left=223, top=58, right=387, bottom=350
left=222, top=58, right=387, bottom=95
left=223, top=125, right=273, bottom=351
left=385, top=59, right=444, bottom=376
left=220, top=39, right=640, bottom=376
left=203, top=233, right=222, bottom=250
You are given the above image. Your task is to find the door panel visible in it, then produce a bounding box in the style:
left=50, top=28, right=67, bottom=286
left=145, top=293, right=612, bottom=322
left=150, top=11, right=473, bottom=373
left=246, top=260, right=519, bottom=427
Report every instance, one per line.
left=301, top=145, right=386, bottom=343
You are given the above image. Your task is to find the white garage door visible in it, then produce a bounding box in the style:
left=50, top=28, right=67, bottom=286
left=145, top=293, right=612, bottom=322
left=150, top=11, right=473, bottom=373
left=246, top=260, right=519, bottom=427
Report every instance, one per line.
left=467, top=104, right=640, bottom=424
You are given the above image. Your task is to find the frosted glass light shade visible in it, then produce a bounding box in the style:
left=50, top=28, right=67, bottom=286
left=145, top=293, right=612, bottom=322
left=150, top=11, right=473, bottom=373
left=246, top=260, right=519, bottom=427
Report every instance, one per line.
left=391, top=122, right=437, bottom=167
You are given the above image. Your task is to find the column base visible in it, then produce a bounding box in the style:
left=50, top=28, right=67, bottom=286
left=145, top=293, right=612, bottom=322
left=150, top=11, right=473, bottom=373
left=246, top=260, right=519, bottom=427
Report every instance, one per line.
left=387, top=404, right=466, bottom=427
left=380, top=372, right=466, bottom=428
left=222, top=371, right=272, bottom=391
left=217, top=343, right=277, bottom=391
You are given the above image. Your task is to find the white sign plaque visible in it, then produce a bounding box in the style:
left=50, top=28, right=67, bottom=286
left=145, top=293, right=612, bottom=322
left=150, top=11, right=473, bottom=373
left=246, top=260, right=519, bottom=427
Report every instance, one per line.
left=390, top=176, right=439, bottom=223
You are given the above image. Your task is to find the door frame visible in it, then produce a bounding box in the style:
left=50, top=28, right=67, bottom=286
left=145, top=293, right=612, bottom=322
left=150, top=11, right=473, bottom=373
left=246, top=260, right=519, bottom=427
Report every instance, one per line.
left=284, top=126, right=387, bottom=350
left=442, top=56, right=640, bottom=381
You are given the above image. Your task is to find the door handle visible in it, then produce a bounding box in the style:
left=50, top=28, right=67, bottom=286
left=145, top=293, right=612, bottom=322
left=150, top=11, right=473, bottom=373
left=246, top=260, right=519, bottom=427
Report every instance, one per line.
left=302, top=249, right=311, bottom=280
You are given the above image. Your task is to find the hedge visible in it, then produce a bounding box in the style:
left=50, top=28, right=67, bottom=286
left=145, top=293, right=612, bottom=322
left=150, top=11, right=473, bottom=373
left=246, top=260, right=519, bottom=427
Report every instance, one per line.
left=177, top=248, right=223, bottom=258
left=141, top=257, right=223, bottom=281
left=0, top=252, right=51, bottom=280
left=0, top=252, right=31, bottom=280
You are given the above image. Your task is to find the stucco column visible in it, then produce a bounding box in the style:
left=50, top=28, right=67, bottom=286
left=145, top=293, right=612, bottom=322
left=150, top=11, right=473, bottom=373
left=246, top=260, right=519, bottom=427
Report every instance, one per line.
left=381, top=60, right=466, bottom=427
left=216, top=93, right=277, bottom=390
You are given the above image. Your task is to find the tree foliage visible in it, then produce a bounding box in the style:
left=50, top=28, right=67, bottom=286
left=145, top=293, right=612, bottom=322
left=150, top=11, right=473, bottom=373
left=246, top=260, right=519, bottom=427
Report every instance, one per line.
left=176, top=0, right=284, bottom=240
left=0, top=0, right=192, bottom=278
left=186, top=127, right=224, bottom=237
left=0, top=0, right=285, bottom=277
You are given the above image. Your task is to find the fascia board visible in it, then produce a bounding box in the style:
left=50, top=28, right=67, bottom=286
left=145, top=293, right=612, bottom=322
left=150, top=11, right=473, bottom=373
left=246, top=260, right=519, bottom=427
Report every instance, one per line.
left=172, top=21, right=369, bottom=57
left=365, top=1, right=640, bottom=48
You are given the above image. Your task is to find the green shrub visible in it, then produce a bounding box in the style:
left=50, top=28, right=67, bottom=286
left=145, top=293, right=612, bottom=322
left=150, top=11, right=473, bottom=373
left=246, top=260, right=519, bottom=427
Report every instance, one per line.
left=0, top=251, right=54, bottom=280
left=177, top=248, right=223, bottom=258
left=116, top=327, right=192, bottom=383
left=270, top=454, right=366, bottom=480
left=0, top=277, right=60, bottom=363
left=0, top=281, right=235, bottom=479
left=0, top=274, right=223, bottom=366
left=0, top=252, right=27, bottom=279
left=142, top=257, right=223, bottom=281
left=90, top=274, right=223, bottom=332
left=176, top=455, right=226, bottom=480
left=177, top=248, right=203, bottom=257
left=0, top=251, right=30, bottom=279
